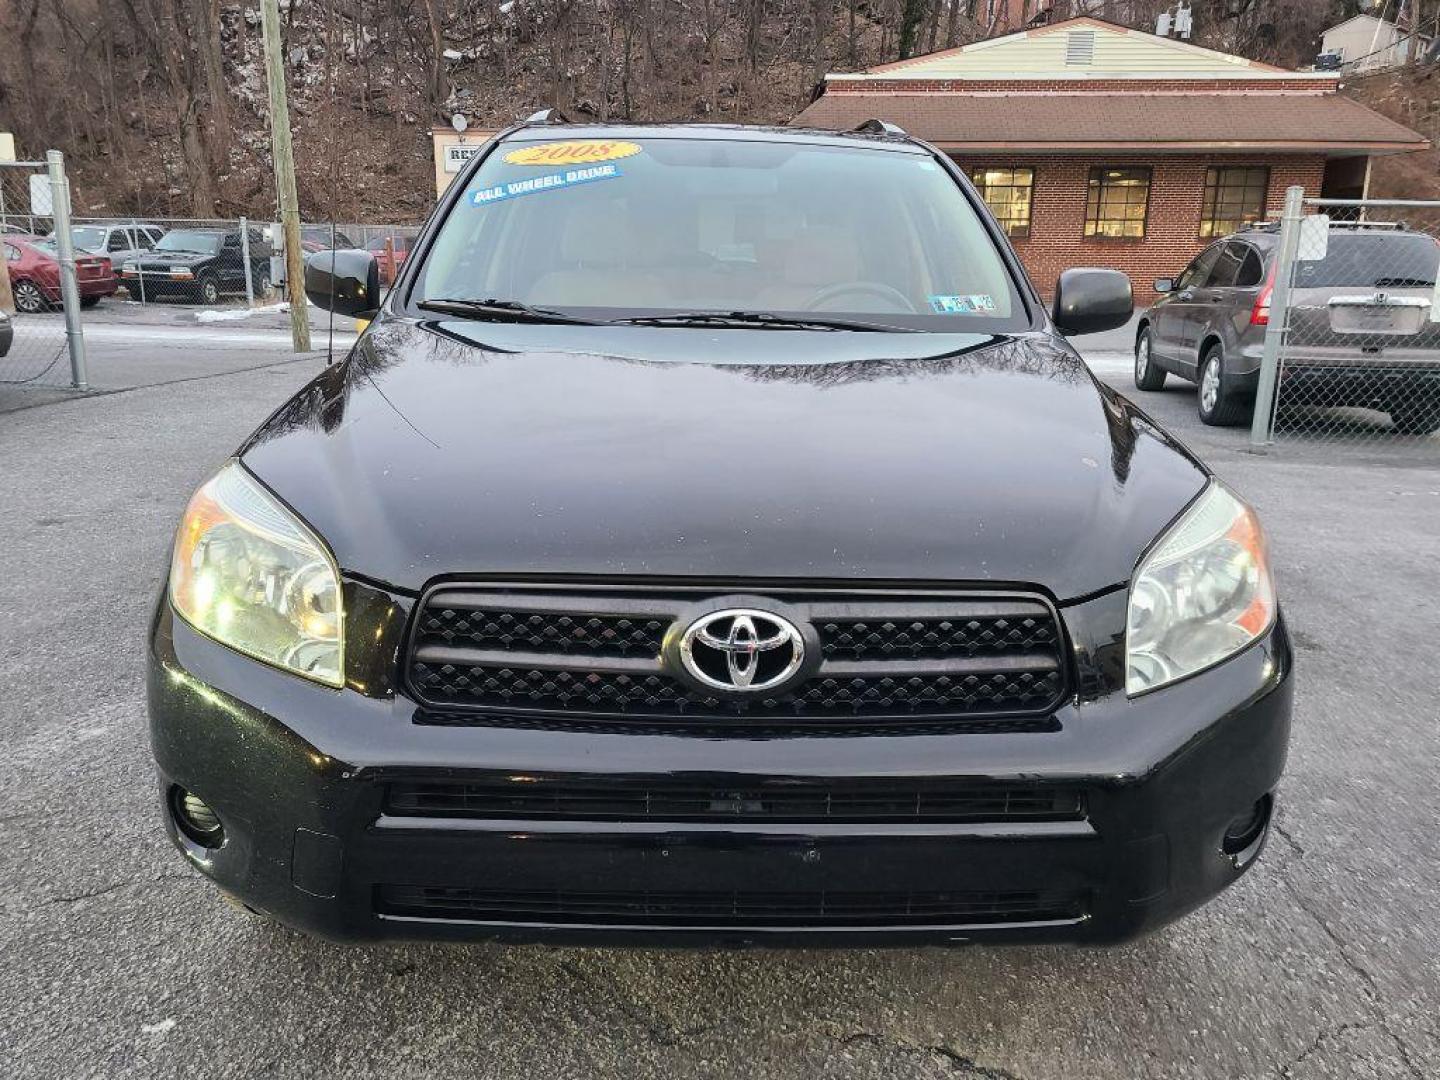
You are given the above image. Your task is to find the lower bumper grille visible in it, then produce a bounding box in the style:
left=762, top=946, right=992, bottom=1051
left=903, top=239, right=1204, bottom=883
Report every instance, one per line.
left=384, top=777, right=1085, bottom=824
left=375, top=885, right=1087, bottom=928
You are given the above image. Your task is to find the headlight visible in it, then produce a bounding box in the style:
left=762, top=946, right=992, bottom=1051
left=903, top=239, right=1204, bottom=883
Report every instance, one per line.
left=1126, top=482, right=1275, bottom=696
left=169, top=462, right=344, bottom=687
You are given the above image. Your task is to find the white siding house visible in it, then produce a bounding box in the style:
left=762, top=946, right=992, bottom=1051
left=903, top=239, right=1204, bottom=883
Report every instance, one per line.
left=1321, top=14, right=1431, bottom=73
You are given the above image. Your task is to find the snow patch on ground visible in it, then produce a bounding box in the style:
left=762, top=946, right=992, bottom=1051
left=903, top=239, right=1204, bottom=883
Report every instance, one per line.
left=194, top=302, right=290, bottom=323
left=140, top=1018, right=177, bottom=1036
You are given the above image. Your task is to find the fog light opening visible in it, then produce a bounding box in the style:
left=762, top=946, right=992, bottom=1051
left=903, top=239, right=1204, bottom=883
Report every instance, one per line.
left=1222, top=794, right=1272, bottom=859
left=171, top=786, right=225, bottom=849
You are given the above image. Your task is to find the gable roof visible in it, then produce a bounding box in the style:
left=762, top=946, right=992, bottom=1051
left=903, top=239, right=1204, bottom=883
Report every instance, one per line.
left=1321, top=12, right=1431, bottom=44
left=1323, top=13, right=1400, bottom=38
left=791, top=90, right=1430, bottom=157
left=835, top=16, right=1318, bottom=82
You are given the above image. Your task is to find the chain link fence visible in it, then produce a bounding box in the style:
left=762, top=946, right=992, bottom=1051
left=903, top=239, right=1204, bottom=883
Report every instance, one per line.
left=1, top=158, right=82, bottom=389
left=3, top=150, right=420, bottom=396
left=1252, top=188, right=1440, bottom=450
left=61, top=217, right=420, bottom=311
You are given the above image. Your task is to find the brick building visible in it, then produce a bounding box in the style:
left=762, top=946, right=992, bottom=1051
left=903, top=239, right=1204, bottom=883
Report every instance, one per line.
left=791, top=17, right=1429, bottom=302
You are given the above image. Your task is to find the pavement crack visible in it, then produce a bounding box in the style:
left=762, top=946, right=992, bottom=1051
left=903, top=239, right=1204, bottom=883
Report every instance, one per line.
left=1271, top=821, right=1305, bottom=858
left=556, top=958, right=696, bottom=1048
left=51, top=881, right=131, bottom=904
left=838, top=1030, right=1028, bottom=1079
left=1279, top=875, right=1424, bottom=1079
left=1277, top=1021, right=1370, bottom=1078
left=48, top=871, right=192, bottom=906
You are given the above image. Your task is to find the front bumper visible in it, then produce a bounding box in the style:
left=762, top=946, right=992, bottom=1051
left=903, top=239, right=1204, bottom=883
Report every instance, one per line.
left=147, top=590, right=1293, bottom=948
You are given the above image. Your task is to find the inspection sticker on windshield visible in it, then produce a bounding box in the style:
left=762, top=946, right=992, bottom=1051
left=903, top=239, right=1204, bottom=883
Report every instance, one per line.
left=471, top=164, right=622, bottom=206
left=503, top=140, right=642, bottom=166
left=929, top=294, right=995, bottom=315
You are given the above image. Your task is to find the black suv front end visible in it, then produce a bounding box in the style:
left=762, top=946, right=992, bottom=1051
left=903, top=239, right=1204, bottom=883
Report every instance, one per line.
left=150, top=569, right=1291, bottom=946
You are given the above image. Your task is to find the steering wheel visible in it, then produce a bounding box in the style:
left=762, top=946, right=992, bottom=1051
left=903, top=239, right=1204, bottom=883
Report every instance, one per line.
left=802, top=281, right=917, bottom=314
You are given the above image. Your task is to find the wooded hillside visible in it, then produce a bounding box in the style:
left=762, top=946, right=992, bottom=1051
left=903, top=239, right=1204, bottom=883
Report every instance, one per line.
left=0, top=0, right=1417, bottom=223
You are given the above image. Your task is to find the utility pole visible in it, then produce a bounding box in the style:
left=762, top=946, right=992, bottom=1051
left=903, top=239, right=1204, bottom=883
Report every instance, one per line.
left=1410, top=0, right=1428, bottom=64
left=260, top=0, right=311, bottom=352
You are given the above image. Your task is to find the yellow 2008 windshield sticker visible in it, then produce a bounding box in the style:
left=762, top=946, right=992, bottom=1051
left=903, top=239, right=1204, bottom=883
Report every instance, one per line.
left=503, top=140, right=642, bottom=167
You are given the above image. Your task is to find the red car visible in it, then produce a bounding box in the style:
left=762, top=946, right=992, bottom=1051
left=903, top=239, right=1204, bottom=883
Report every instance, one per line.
left=365, top=234, right=412, bottom=285
left=2, top=235, right=117, bottom=312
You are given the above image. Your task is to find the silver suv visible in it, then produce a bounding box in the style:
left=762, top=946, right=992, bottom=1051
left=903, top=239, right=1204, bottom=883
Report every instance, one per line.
left=1134, top=223, right=1440, bottom=433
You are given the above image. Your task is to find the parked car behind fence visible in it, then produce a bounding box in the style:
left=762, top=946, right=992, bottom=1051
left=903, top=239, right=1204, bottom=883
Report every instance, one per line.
left=2, top=234, right=118, bottom=312
left=121, top=226, right=272, bottom=305
left=1136, top=220, right=1440, bottom=435
left=64, top=222, right=167, bottom=279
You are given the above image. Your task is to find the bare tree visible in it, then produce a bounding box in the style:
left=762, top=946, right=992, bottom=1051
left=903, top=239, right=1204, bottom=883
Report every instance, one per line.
left=192, top=0, right=231, bottom=155
left=422, top=0, right=447, bottom=116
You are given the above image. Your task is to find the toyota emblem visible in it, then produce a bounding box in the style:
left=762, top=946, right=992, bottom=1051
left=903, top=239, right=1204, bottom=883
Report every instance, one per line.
left=678, top=609, right=806, bottom=693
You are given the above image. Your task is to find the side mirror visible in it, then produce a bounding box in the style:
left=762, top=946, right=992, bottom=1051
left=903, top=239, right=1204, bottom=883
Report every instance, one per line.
left=1052, top=267, right=1133, bottom=337
left=1153, top=277, right=1174, bottom=295
left=304, top=248, right=380, bottom=318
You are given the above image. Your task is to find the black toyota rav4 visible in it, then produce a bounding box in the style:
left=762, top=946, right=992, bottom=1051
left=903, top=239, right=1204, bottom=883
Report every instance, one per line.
left=148, top=119, right=1292, bottom=946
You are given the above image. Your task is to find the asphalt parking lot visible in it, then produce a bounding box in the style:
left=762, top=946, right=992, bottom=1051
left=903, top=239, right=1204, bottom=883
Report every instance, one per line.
left=1, top=325, right=1437, bottom=1079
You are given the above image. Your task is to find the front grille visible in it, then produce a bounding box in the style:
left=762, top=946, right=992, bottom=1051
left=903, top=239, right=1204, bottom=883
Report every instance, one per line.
left=374, top=885, right=1086, bottom=928
left=417, top=608, right=669, bottom=659
left=406, top=584, right=1068, bottom=723
left=384, top=777, right=1085, bottom=824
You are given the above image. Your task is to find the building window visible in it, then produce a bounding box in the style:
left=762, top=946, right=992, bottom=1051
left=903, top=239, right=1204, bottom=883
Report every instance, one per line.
left=1084, top=167, right=1151, bottom=239
left=971, top=167, right=1034, bottom=238
left=1201, top=166, right=1270, bottom=238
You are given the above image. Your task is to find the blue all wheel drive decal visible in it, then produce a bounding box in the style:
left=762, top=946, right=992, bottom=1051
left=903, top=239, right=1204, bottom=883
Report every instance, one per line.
left=470, top=164, right=622, bottom=206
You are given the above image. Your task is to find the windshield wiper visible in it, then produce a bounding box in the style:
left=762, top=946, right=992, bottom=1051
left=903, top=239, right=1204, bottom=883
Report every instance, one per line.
left=417, top=297, right=603, bottom=325
left=613, top=310, right=920, bottom=333
left=1372, top=277, right=1435, bottom=288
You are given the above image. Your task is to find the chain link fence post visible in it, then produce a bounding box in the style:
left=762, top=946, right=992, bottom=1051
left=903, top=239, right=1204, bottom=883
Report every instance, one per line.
left=239, top=215, right=256, bottom=307
left=46, top=150, right=87, bottom=390
left=1249, top=184, right=1304, bottom=451
left=129, top=216, right=147, bottom=303
left=0, top=232, right=14, bottom=314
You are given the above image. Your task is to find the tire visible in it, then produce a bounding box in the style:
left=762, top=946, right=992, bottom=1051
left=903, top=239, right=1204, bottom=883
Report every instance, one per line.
left=128, top=282, right=147, bottom=302
left=79, top=295, right=100, bottom=309
left=1389, top=400, right=1440, bottom=436
left=1134, top=326, right=1166, bottom=391
left=12, top=278, right=47, bottom=313
left=1197, top=345, right=1249, bottom=427
left=256, top=272, right=272, bottom=297
left=197, top=273, right=220, bottom=306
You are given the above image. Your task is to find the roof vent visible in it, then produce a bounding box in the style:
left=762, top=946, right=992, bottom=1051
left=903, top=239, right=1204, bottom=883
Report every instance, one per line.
left=1065, top=30, right=1095, bottom=66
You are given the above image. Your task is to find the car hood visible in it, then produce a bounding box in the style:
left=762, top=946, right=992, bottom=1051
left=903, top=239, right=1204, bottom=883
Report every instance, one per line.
left=239, top=319, right=1207, bottom=601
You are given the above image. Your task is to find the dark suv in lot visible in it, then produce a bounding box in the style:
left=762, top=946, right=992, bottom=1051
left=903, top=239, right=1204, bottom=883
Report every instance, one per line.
left=148, top=120, right=1292, bottom=947
left=121, top=226, right=272, bottom=305
left=1136, top=222, right=1440, bottom=433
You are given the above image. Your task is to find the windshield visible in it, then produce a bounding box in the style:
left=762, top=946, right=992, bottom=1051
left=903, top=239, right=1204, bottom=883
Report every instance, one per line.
left=71, top=227, right=107, bottom=251
left=1293, top=233, right=1440, bottom=288
left=157, top=231, right=221, bottom=254
left=417, top=136, right=1025, bottom=331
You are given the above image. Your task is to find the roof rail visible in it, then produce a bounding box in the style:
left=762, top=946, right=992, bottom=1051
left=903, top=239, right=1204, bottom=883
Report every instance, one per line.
left=1327, top=219, right=1408, bottom=231
left=524, top=108, right=569, bottom=124
left=854, top=119, right=906, bottom=137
